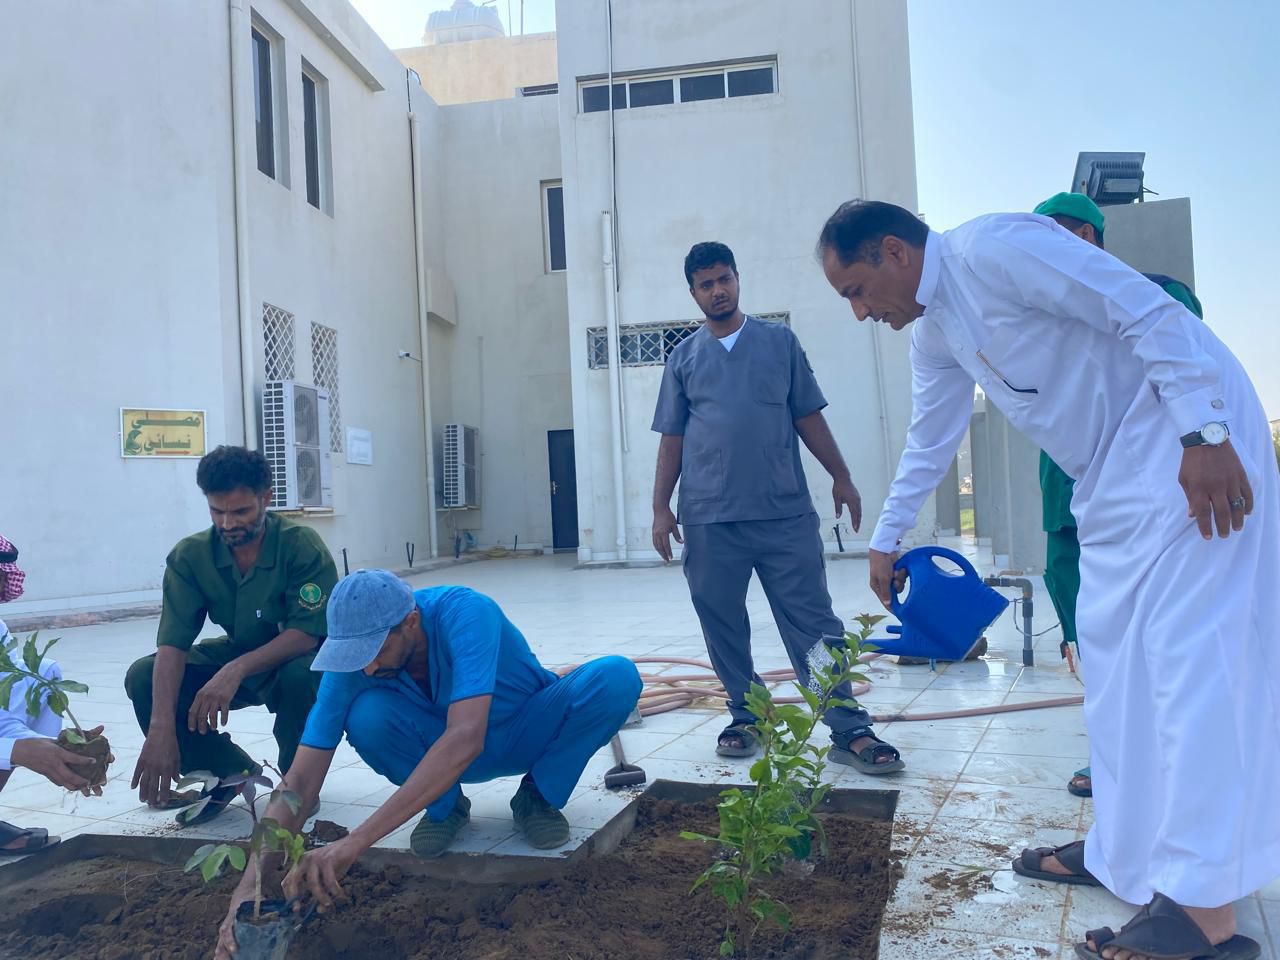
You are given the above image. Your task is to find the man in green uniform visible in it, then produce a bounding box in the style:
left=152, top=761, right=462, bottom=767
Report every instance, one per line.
left=1032, top=192, right=1204, bottom=798
left=126, top=445, right=338, bottom=825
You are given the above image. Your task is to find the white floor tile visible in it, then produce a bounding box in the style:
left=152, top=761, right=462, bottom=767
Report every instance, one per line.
left=940, top=783, right=1084, bottom=831
left=960, top=754, right=1088, bottom=791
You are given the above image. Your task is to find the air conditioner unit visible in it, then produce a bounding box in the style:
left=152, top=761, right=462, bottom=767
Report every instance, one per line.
left=442, top=423, right=479, bottom=508
left=262, top=380, right=333, bottom=510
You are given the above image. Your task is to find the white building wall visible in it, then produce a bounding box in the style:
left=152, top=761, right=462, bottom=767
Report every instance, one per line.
left=0, top=1, right=241, bottom=607
left=428, top=96, right=571, bottom=552
left=242, top=0, right=432, bottom=577
left=554, top=0, right=924, bottom=561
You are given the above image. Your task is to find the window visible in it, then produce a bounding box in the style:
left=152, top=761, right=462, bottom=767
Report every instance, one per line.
left=580, top=59, right=776, bottom=114
left=728, top=66, right=775, bottom=98
left=250, top=17, right=289, bottom=185
left=311, top=323, right=342, bottom=452
left=301, top=61, right=333, bottom=214
left=587, top=313, right=790, bottom=369
left=680, top=73, right=725, bottom=103
left=251, top=28, right=275, bottom=178
left=582, top=83, right=626, bottom=113
left=628, top=78, right=674, bottom=108
left=542, top=181, right=566, bottom=273
left=262, top=304, right=296, bottom=381
left=519, top=83, right=558, bottom=97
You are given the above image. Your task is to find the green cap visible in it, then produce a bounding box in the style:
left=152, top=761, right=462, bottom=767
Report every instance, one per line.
left=1034, top=192, right=1105, bottom=233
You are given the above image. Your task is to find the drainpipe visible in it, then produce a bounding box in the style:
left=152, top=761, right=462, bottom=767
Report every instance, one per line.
left=408, top=105, right=440, bottom=559
left=602, top=211, right=628, bottom=562
left=848, top=0, right=894, bottom=497
left=604, top=0, right=628, bottom=451
left=228, top=0, right=257, bottom=448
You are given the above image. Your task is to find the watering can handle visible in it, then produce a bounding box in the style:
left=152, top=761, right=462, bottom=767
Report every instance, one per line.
left=888, top=546, right=981, bottom=616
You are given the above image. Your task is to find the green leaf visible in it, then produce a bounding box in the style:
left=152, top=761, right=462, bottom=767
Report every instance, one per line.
left=0, top=675, right=19, bottom=713
left=227, top=846, right=247, bottom=871
left=20, top=637, right=42, bottom=674
left=176, top=772, right=220, bottom=792
left=200, top=847, right=230, bottom=883
left=54, top=680, right=90, bottom=694
left=719, top=940, right=735, bottom=957
left=184, top=844, right=218, bottom=872
left=180, top=797, right=212, bottom=823
left=748, top=758, right=771, bottom=784
left=47, top=690, right=69, bottom=718
left=63, top=728, right=87, bottom=745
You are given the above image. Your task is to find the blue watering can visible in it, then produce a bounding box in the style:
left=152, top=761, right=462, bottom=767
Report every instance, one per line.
left=869, top=546, right=1009, bottom=660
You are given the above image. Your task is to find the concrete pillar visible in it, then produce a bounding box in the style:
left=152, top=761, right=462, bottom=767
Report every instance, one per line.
left=1100, top=197, right=1196, bottom=289
left=935, top=457, right=961, bottom=536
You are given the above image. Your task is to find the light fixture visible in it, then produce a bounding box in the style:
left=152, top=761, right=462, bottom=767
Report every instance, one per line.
left=1070, top=151, right=1147, bottom=206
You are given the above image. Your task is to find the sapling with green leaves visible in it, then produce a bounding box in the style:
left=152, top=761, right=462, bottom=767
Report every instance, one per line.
left=682, top=613, right=883, bottom=958
left=0, top=632, right=113, bottom=786
left=182, top=764, right=307, bottom=921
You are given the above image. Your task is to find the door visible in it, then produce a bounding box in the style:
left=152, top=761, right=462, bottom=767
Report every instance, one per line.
left=547, top=430, right=579, bottom=550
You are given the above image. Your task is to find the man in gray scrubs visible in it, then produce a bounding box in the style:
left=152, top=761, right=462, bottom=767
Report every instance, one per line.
left=650, top=242, right=904, bottom=774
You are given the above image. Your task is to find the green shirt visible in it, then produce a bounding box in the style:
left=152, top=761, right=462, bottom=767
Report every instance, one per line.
left=156, top=513, right=338, bottom=654
left=1040, top=275, right=1204, bottom=532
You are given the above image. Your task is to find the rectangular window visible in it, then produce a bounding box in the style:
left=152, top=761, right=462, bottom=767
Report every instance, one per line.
left=628, top=78, right=674, bottom=108
left=311, top=323, right=342, bottom=453
left=680, top=73, right=725, bottom=103
left=520, top=83, right=558, bottom=97
left=728, top=66, right=775, bottom=98
left=582, top=83, right=626, bottom=113
left=587, top=313, right=790, bottom=368
left=251, top=28, right=275, bottom=178
left=579, top=59, right=777, bottom=114
left=301, top=62, right=332, bottom=214
left=542, top=181, right=566, bottom=273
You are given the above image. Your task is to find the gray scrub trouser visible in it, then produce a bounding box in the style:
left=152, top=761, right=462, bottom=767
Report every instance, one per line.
left=680, top=512, right=871, bottom=736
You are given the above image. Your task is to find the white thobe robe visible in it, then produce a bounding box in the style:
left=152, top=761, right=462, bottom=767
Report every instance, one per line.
left=869, top=213, right=1280, bottom=907
left=0, top=659, right=62, bottom=771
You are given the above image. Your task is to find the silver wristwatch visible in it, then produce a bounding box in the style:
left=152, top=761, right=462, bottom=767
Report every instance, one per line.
left=1179, top=421, right=1229, bottom=448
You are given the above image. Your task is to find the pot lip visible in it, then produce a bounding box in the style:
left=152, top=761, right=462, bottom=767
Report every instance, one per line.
left=234, top=899, right=293, bottom=924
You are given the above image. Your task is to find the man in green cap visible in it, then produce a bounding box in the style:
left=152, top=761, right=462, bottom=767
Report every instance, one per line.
left=1032, top=192, right=1204, bottom=799
left=126, top=445, right=338, bottom=825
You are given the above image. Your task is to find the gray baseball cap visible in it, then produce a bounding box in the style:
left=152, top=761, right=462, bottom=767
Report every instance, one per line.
left=311, top=569, right=416, bottom=673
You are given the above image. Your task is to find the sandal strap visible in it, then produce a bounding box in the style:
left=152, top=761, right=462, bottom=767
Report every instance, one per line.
left=1093, top=894, right=1215, bottom=958
left=1086, top=927, right=1116, bottom=949
left=719, top=722, right=755, bottom=744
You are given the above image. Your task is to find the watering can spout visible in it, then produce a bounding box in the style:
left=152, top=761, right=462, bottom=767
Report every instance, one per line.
left=869, top=546, right=1008, bottom=660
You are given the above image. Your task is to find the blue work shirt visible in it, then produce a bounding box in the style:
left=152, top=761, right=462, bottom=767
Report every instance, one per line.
left=299, top=586, right=557, bottom=751
left=651, top=316, right=826, bottom=525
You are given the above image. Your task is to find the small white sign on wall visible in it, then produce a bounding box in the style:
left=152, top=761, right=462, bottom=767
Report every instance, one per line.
left=346, top=428, right=373, bottom=465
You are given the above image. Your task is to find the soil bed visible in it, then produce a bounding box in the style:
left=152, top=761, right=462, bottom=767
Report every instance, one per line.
left=0, top=794, right=896, bottom=960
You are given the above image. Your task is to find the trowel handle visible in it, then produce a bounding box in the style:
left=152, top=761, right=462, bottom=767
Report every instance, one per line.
left=610, top=734, right=627, bottom=764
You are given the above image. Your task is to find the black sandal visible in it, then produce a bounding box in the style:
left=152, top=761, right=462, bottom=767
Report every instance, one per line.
left=1012, top=839, right=1100, bottom=886
left=0, top=822, right=60, bottom=857
left=1075, top=893, right=1260, bottom=959
left=715, top=721, right=759, bottom=758
left=830, top=730, right=905, bottom=775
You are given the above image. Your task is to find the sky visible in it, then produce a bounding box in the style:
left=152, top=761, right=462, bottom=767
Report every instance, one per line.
left=350, top=0, right=1280, bottom=418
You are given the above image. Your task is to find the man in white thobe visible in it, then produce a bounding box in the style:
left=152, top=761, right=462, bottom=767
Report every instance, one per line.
left=818, top=200, right=1278, bottom=960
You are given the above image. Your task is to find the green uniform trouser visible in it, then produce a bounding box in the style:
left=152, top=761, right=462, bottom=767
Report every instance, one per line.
left=125, top=637, right=320, bottom=778
left=1043, top=527, right=1081, bottom=648
left=1039, top=452, right=1081, bottom=650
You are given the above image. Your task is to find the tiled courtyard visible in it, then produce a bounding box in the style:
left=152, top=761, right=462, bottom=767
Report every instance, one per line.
left=3, top=552, right=1276, bottom=958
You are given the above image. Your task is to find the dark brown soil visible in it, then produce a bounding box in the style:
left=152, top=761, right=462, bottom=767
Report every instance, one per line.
left=0, top=796, right=896, bottom=960
left=305, top=820, right=349, bottom=847
left=57, top=730, right=112, bottom=787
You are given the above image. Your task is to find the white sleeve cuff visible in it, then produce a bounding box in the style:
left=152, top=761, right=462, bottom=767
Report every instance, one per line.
left=1165, top=387, right=1233, bottom=438
left=0, top=738, right=15, bottom=772
left=869, top=522, right=904, bottom=554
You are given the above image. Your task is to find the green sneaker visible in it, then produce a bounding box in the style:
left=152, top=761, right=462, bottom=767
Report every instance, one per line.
left=510, top=779, right=570, bottom=849
left=410, top=792, right=470, bottom=859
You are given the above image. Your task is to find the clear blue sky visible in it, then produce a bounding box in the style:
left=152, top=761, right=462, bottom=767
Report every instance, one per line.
left=352, top=0, right=1279, bottom=418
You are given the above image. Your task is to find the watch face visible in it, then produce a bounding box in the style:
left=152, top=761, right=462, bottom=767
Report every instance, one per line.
left=1202, top=422, right=1229, bottom=445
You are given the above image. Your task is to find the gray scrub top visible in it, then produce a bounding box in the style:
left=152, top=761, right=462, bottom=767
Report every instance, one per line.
left=651, top=316, right=826, bottom=525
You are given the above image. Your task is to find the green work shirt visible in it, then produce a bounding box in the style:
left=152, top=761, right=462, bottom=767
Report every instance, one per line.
left=156, top=513, right=338, bottom=655
left=1039, top=274, right=1203, bottom=533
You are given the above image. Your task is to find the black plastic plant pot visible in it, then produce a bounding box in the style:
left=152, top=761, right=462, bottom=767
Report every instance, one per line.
left=234, top=899, right=297, bottom=960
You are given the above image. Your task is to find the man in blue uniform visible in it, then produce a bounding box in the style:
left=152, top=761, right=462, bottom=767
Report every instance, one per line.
left=650, top=241, right=903, bottom=774
left=215, top=569, right=641, bottom=958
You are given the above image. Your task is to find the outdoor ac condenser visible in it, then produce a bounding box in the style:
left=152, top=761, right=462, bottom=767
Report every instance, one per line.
left=262, top=380, right=333, bottom=510
left=442, top=423, right=480, bottom=508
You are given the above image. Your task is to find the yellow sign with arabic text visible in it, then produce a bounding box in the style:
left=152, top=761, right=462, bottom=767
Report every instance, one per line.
left=121, top=408, right=207, bottom=458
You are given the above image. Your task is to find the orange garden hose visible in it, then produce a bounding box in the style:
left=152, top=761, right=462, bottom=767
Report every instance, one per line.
left=557, top=655, right=1083, bottom=722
